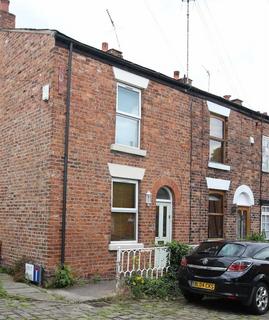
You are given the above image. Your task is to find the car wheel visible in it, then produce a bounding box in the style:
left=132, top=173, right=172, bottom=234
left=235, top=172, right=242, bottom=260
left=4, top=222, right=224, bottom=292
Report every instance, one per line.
left=251, top=282, right=269, bottom=315
left=181, top=290, right=203, bottom=303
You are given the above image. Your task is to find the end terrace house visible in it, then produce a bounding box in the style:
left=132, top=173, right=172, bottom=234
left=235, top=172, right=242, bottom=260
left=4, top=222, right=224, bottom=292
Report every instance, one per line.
left=1, top=0, right=269, bottom=278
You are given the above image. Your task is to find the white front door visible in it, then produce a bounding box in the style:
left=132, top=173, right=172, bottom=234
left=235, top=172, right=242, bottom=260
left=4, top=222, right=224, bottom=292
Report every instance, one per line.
left=155, top=201, right=172, bottom=246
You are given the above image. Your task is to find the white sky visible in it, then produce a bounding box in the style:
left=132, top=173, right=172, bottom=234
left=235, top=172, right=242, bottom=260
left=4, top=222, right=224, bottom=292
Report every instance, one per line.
left=10, top=0, right=269, bottom=112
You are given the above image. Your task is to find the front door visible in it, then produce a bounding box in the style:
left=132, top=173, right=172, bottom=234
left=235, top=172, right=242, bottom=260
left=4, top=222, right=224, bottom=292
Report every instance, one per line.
left=155, top=202, right=172, bottom=246
left=155, top=201, right=172, bottom=268
left=237, top=207, right=250, bottom=239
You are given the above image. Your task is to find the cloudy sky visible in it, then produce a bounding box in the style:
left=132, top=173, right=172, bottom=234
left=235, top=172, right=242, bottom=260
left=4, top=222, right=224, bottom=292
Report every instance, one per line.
left=10, top=0, right=269, bottom=112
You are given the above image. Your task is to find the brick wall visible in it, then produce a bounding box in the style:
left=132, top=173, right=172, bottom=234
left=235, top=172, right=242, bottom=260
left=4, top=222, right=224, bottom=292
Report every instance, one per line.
left=0, top=31, right=55, bottom=267
left=1, top=30, right=269, bottom=278
left=0, top=10, right=15, bottom=28
left=49, top=47, right=192, bottom=277
left=190, top=102, right=267, bottom=243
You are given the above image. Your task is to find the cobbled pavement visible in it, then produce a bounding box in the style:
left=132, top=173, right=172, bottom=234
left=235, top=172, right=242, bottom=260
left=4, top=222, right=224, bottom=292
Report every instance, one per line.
left=0, top=296, right=268, bottom=319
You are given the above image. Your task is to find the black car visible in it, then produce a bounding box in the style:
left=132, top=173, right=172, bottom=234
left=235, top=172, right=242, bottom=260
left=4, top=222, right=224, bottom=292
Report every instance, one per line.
left=178, top=241, right=269, bottom=315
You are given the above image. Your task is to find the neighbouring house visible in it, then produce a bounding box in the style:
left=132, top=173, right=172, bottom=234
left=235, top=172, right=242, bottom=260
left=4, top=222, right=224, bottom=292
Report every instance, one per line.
left=1, top=0, right=269, bottom=278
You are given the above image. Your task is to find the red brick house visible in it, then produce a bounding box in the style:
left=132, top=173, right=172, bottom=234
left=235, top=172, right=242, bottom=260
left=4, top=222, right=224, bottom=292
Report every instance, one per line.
left=1, top=1, right=269, bottom=278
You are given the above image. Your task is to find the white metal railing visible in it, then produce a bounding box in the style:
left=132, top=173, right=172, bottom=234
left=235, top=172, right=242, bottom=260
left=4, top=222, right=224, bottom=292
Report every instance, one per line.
left=116, top=246, right=170, bottom=288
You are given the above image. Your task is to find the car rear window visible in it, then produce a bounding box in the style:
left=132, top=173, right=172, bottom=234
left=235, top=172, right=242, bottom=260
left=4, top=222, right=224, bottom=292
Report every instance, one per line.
left=194, top=242, right=245, bottom=257
left=217, top=243, right=245, bottom=257
left=194, top=242, right=223, bottom=255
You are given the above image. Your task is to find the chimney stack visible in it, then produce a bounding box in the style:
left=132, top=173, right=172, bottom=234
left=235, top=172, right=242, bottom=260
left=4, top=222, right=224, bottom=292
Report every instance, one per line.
left=231, top=98, right=243, bottom=106
left=179, top=74, right=193, bottom=85
left=107, top=48, right=123, bottom=59
left=223, top=95, right=231, bottom=100
left=0, top=0, right=16, bottom=28
left=101, top=42, right=123, bottom=58
left=173, top=71, right=180, bottom=80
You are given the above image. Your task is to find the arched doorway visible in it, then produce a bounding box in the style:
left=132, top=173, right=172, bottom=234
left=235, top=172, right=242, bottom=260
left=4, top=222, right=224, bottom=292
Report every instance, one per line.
left=155, top=187, right=173, bottom=245
left=233, top=185, right=254, bottom=239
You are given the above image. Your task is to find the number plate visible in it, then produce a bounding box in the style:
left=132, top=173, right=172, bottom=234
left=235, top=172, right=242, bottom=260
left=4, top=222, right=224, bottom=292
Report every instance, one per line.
left=192, top=281, right=215, bottom=291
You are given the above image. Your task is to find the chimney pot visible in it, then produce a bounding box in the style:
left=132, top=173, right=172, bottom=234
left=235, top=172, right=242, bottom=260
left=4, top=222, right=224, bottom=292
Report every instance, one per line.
left=223, top=95, right=231, bottom=100
left=101, top=42, right=108, bottom=52
left=174, top=71, right=180, bottom=80
left=0, top=0, right=10, bottom=12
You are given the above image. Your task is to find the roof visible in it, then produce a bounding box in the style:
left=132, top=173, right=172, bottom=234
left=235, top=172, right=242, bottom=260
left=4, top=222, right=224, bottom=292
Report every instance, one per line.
left=1, top=28, right=268, bottom=123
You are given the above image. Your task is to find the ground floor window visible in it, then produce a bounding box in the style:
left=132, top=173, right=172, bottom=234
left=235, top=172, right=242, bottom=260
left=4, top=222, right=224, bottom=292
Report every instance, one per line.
left=261, top=206, right=269, bottom=240
left=111, top=179, right=138, bottom=242
left=208, top=192, right=224, bottom=239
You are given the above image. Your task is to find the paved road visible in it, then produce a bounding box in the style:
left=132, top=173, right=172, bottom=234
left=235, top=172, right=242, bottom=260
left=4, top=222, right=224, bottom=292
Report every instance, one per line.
left=0, top=296, right=267, bottom=320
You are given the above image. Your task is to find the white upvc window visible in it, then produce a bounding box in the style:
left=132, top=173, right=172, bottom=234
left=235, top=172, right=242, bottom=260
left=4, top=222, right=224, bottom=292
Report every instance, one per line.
left=261, top=206, right=269, bottom=239
left=115, top=83, right=141, bottom=148
left=111, top=179, right=138, bottom=243
left=262, top=136, right=269, bottom=172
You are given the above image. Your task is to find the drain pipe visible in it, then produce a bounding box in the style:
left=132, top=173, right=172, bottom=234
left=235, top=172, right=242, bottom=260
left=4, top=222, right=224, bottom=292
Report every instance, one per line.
left=61, top=41, right=73, bottom=266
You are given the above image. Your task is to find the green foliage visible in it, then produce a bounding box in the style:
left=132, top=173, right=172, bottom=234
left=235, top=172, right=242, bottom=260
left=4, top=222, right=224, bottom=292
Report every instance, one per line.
left=0, top=281, right=8, bottom=298
left=246, top=232, right=267, bottom=242
left=53, top=264, right=75, bottom=288
left=167, top=241, right=191, bottom=279
left=126, top=274, right=177, bottom=299
left=91, top=274, right=101, bottom=284
left=0, top=266, right=11, bottom=274
left=10, top=257, right=29, bottom=283
left=126, top=241, right=191, bottom=299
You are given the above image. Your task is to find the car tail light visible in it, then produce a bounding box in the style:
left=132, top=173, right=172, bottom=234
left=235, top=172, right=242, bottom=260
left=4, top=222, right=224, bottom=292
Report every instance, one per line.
left=227, top=260, right=252, bottom=272
left=180, top=257, right=187, bottom=267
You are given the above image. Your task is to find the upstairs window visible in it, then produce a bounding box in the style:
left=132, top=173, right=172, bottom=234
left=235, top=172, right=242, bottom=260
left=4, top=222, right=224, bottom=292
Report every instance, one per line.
left=208, top=192, right=224, bottom=239
left=115, top=84, right=141, bottom=148
left=209, top=115, right=225, bottom=163
left=262, top=136, right=269, bottom=172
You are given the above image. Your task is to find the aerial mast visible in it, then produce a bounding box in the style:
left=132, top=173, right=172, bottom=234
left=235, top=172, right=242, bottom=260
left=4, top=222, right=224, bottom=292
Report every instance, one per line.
left=182, top=0, right=195, bottom=82
left=106, top=9, right=121, bottom=51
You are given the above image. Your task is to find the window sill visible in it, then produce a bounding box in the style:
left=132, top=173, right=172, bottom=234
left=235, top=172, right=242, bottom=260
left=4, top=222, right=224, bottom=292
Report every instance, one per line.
left=110, top=144, right=147, bottom=157
left=208, top=162, right=231, bottom=171
left=109, top=242, right=144, bottom=251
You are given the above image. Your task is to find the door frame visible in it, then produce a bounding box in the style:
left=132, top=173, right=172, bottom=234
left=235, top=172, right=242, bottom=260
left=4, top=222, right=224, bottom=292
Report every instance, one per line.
left=155, top=187, right=173, bottom=245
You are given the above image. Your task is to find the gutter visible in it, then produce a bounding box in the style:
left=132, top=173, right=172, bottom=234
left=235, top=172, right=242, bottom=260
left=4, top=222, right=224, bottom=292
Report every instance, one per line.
left=54, top=30, right=269, bottom=124
left=61, top=41, right=73, bottom=266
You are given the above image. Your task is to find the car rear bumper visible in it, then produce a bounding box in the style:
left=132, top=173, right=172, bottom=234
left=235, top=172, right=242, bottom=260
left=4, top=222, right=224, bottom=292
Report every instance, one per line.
left=178, top=269, right=253, bottom=305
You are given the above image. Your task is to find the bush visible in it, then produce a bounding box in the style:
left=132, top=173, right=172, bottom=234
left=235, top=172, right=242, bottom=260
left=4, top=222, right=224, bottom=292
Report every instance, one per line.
left=246, top=232, right=267, bottom=242
left=53, top=264, right=75, bottom=288
left=167, top=241, right=191, bottom=278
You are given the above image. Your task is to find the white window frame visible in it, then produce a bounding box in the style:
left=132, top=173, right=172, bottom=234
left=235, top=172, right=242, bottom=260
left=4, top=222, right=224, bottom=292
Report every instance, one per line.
left=262, top=136, right=269, bottom=173
left=261, top=206, right=269, bottom=240
left=115, top=83, right=141, bottom=149
left=110, top=178, right=139, bottom=245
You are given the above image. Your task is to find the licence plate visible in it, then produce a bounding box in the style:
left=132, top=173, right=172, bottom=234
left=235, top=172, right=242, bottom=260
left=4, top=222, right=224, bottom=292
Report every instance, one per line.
left=192, top=281, right=215, bottom=291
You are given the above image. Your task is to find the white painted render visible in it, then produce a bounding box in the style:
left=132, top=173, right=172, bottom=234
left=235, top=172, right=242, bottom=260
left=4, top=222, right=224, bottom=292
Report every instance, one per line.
left=207, top=101, right=231, bottom=117
left=206, top=177, right=231, bottom=191
left=113, top=67, right=149, bottom=89
left=233, top=185, right=255, bottom=206
left=108, top=163, right=145, bottom=180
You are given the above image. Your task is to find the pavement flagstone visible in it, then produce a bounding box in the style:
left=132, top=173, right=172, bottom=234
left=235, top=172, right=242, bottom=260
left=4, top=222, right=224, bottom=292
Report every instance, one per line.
left=0, top=273, right=267, bottom=319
